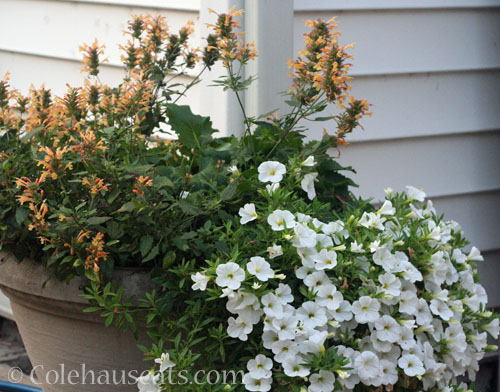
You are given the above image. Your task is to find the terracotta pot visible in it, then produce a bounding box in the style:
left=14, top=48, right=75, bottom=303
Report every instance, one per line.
left=0, top=251, right=152, bottom=392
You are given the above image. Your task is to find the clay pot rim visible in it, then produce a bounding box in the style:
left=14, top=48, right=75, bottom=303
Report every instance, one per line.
left=0, top=251, right=154, bottom=306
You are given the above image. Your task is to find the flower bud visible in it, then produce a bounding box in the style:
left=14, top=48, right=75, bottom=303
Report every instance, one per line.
left=337, top=370, right=349, bottom=379
left=485, top=344, right=498, bottom=352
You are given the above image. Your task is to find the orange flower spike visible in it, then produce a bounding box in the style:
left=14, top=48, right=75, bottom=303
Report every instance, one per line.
left=79, top=38, right=108, bottom=76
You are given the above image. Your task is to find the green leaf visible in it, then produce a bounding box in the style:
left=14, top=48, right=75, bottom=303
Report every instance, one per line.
left=220, top=180, right=237, bottom=201
left=87, top=216, right=112, bottom=226
left=154, top=176, right=174, bottom=188
left=140, top=235, right=154, bottom=257
left=126, top=164, right=154, bottom=175
left=166, top=104, right=217, bottom=150
left=142, top=244, right=159, bottom=263
left=177, top=200, right=203, bottom=216
left=107, top=189, right=120, bottom=204
left=15, top=207, right=28, bottom=226
left=115, top=202, right=135, bottom=214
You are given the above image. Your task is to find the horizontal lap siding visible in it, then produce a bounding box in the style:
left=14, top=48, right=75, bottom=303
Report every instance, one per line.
left=294, top=6, right=499, bottom=258
left=0, top=0, right=201, bottom=105
left=477, top=249, right=500, bottom=308
left=338, top=131, right=500, bottom=200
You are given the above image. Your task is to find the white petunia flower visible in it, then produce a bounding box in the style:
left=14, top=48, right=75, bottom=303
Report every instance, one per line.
left=467, top=246, right=484, bottom=262
left=227, top=316, right=253, bottom=341
left=350, top=240, right=364, bottom=253
left=215, top=262, right=246, bottom=290
left=399, top=291, right=419, bottom=316
left=239, top=203, right=258, bottom=224
left=313, top=249, right=338, bottom=270
left=301, top=173, right=318, bottom=200
left=316, top=285, right=343, bottom=311
left=380, top=359, right=399, bottom=385
left=272, top=316, right=298, bottom=341
left=369, top=239, right=382, bottom=253
left=242, top=373, right=272, bottom=392
left=308, top=370, right=335, bottom=392
left=283, top=356, right=310, bottom=377
left=228, top=165, right=239, bottom=175
left=136, top=371, right=160, bottom=392
left=155, top=352, right=176, bottom=373
left=359, top=212, right=386, bottom=231
left=429, top=299, right=453, bottom=321
left=405, top=185, right=426, bottom=202
left=261, top=293, right=284, bottom=319
left=378, top=272, right=401, bottom=297
left=332, top=300, right=353, bottom=322
left=267, top=244, right=283, bottom=259
left=258, top=161, right=286, bottom=183
left=247, top=354, right=273, bottom=378
left=296, top=301, right=327, bottom=329
left=482, top=318, right=500, bottom=338
left=266, top=182, right=280, bottom=195
left=275, top=283, right=294, bottom=305
left=398, top=353, right=425, bottom=377
left=247, top=256, right=275, bottom=282
left=377, top=200, right=395, bottom=216
left=374, top=315, right=401, bottom=343
left=191, top=272, right=209, bottom=291
left=302, top=156, right=316, bottom=167
left=271, top=339, right=299, bottom=363
left=293, top=223, right=317, bottom=248
left=373, top=248, right=397, bottom=272
left=415, top=298, right=433, bottom=326
left=351, top=296, right=380, bottom=324
left=354, top=351, right=382, bottom=381
left=267, top=209, right=295, bottom=231
left=303, top=270, right=330, bottom=293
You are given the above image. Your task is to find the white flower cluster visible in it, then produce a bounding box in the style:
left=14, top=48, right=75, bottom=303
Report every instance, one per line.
left=192, top=160, right=499, bottom=392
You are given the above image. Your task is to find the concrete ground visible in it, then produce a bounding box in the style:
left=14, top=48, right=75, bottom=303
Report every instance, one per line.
left=0, top=316, right=38, bottom=387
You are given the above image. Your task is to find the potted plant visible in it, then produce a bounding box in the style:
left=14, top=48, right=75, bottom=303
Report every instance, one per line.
left=0, top=9, right=497, bottom=392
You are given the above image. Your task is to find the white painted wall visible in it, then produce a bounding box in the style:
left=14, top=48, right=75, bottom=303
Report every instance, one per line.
left=0, top=0, right=499, bottom=306
left=293, top=4, right=500, bottom=306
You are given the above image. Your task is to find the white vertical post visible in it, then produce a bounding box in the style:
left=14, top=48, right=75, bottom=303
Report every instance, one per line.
left=244, top=0, right=294, bottom=119
left=199, top=0, right=245, bottom=137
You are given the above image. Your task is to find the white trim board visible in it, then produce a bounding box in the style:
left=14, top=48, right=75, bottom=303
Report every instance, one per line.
left=0, top=290, right=13, bottom=321
left=294, top=0, right=500, bottom=11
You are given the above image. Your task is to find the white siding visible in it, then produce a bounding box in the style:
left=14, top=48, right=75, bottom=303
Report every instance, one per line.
left=0, top=0, right=201, bottom=103
left=0, top=0, right=499, bottom=307
left=293, top=5, right=499, bottom=301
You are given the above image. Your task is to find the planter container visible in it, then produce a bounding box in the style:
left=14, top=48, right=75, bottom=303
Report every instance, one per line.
left=0, top=252, right=151, bottom=392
